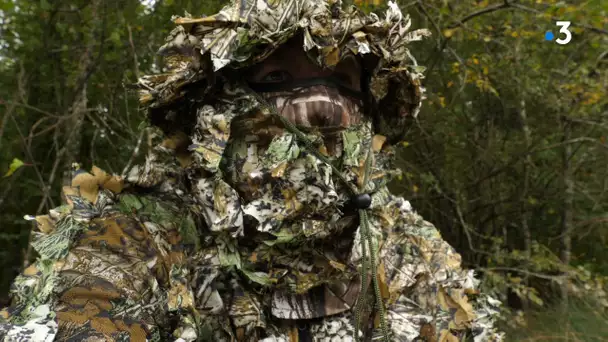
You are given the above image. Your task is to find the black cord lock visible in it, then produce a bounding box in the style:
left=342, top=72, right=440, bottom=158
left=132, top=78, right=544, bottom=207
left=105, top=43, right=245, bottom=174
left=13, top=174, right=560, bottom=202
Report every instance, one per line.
left=351, top=193, right=372, bottom=210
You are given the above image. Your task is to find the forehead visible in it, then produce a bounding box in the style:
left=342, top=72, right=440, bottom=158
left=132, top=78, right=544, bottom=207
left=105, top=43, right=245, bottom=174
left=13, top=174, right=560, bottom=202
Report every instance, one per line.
left=255, top=36, right=313, bottom=65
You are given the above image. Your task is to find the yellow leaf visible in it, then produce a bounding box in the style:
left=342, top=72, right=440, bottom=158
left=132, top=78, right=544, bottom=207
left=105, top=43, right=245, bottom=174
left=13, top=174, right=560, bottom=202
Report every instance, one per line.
left=23, top=264, right=40, bottom=276
left=318, top=145, right=329, bottom=156
left=439, top=329, right=460, bottom=342
left=372, top=134, right=387, bottom=152
left=91, top=166, right=123, bottom=194
left=443, top=29, right=455, bottom=38
left=71, top=172, right=100, bottom=204
left=439, top=96, right=446, bottom=108
left=447, top=81, right=454, bottom=88
left=323, top=46, right=340, bottom=67
left=437, top=288, right=476, bottom=329
left=249, top=252, right=258, bottom=263
left=271, top=162, right=288, bottom=178
left=69, top=166, right=123, bottom=204
left=472, top=58, right=479, bottom=65
left=34, top=215, right=55, bottom=234
left=377, top=262, right=390, bottom=300
left=3, top=158, right=24, bottom=177
left=329, top=260, right=346, bottom=271
left=167, top=283, right=194, bottom=311
left=139, top=93, right=153, bottom=103
left=412, top=185, right=419, bottom=193
left=511, top=31, right=519, bottom=38
left=281, top=188, right=302, bottom=212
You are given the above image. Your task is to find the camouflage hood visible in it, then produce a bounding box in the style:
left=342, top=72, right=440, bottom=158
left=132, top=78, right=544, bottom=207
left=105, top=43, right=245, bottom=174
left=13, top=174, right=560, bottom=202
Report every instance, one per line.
left=127, top=0, right=435, bottom=241
left=137, top=0, right=431, bottom=143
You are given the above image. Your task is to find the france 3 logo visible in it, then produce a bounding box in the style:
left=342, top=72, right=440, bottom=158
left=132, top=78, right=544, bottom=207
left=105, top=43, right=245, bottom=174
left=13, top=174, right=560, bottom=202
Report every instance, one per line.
left=544, top=21, right=572, bottom=45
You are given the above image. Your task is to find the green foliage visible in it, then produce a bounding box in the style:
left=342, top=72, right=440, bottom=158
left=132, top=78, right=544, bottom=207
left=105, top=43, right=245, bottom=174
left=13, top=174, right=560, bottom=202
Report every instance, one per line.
left=504, top=298, right=608, bottom=341
left=382, top=0, right=608, bottom=330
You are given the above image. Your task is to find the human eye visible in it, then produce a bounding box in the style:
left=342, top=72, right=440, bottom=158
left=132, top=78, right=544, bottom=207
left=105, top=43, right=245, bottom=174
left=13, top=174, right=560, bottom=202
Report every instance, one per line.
left=260, top=70, right=293, bottom=83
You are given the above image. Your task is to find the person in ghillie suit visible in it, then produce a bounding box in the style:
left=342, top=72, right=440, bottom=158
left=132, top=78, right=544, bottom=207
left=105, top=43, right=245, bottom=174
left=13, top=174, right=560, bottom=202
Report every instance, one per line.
left=0, top=0, right=504, bottom=341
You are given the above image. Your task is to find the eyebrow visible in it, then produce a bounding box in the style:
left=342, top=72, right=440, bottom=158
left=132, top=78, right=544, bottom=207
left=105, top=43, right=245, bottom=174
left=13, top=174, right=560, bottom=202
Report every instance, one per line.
left=246, top=61, right=275, bottom=82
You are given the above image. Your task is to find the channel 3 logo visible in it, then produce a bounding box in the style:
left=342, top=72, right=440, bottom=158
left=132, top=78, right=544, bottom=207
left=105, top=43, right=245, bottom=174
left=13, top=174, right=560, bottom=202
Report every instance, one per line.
left=545, top=21, right=572, bottom=45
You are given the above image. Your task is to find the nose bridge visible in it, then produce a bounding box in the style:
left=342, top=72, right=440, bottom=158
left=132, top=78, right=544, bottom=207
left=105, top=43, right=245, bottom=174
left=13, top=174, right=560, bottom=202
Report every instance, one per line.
left=304, top=68, right=333, bottom=79
left=291, top=54, right=332, bottom=80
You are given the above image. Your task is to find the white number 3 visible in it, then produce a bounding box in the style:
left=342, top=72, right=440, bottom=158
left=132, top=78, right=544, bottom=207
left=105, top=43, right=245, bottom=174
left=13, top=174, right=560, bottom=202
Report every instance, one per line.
left=556, top=21, right=572, bottom=45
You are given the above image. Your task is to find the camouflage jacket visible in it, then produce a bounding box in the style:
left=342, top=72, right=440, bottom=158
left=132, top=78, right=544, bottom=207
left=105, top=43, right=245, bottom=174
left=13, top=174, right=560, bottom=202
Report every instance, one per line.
left=0, top=123, right=503, bottom=342
left=1, top=1, right=504, bottom=341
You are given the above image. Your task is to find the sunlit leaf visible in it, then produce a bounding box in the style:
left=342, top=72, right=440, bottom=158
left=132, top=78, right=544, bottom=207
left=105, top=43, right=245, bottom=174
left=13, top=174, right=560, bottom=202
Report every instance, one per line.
left=4, top=158, right=24, bottom=178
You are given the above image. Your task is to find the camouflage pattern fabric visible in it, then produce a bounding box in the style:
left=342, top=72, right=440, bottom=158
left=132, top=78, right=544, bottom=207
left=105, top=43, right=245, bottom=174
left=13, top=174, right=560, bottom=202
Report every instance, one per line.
left=1, top=0, right=504, bottom=341
left=141, top=0, right=429, bottom=143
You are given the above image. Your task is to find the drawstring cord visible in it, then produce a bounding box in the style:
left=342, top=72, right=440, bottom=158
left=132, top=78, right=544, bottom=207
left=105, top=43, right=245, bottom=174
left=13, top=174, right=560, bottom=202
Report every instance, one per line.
left=244, top=86, right=391, bottom=342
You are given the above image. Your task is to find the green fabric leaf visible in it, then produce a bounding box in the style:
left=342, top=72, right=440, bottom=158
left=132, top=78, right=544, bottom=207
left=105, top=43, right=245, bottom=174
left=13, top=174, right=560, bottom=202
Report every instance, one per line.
left=117, top=194, right=144, bottom=213
left=31, top=217, right=85, bottom=260
left=241, top=269, right=274, bottom=286
left=150, top=201, right=175, bottom=224
left=218, top=238, right=241, bottom=269
left=263, top=231, right=296, bottom=246
left=263, top=133, right=300, bottom=168
left=342, top=130, right=362, bottom=167
left=8, top=258, right=58, bottom=324
left=179, top=213, right=200, bottom=249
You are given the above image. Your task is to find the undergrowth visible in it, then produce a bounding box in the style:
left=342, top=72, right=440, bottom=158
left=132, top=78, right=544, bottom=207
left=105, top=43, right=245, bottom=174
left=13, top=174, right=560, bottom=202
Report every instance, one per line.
left=504, top=298, right=608, bottom=341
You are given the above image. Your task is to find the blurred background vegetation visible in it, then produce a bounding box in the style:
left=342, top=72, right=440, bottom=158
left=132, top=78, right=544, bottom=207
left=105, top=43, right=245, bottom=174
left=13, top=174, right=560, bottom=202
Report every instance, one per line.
left=0, top=0, right=606, bottom=340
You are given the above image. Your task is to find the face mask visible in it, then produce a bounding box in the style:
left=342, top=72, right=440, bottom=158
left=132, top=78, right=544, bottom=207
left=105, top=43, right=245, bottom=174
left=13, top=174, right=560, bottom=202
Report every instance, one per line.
left=248, top=77, right=365, bottom=130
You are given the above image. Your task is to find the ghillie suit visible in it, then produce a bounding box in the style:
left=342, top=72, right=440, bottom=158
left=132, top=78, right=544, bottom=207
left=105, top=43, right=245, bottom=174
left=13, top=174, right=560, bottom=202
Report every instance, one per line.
left=0, top=0, right=503, bottom=341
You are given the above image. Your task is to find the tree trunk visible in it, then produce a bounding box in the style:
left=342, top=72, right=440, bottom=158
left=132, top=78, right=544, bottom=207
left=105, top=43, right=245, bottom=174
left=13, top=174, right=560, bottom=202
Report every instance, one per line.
left=560, top=119, right=573, bottom=313
left=61, top=84, right=87, bottom=186
left=61, top=0, right=102, bottom=187
left=515, top=37, right=532, bottom=310
left=519, top=97, right=532, bottom=310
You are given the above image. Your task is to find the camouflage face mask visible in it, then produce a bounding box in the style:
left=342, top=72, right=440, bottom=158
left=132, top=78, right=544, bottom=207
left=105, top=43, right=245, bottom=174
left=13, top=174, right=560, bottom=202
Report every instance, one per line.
left=249, top=79, right=365, bottom=151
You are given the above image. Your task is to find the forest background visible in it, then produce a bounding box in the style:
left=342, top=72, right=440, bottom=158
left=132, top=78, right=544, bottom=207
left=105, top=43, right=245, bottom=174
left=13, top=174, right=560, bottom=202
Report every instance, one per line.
left=0, top=0, right=606, bottom=340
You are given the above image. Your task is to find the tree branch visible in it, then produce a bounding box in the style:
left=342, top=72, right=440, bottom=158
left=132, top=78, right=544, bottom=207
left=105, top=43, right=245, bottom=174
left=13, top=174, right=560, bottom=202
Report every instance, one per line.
left=447, top=2, right=513, bottom=29
left=509, top=2, right=608, bottom=35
